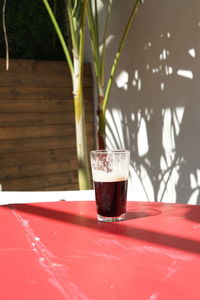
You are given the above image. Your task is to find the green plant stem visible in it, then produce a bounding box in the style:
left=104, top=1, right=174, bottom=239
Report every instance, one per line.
left=73, top=0, right=91, bottom=189
left=66, top=0, right=79, bottom=56
left=43, top=0, right=73, bottom=76
left=102, top=0, right=142, bottom=115
left=78, top=0, right=86, bottom=83
left=87, top=1, right=101, bottom=88
left=98, top=107, right=106, bottom=149
left=100, top=0, right=113, bottom=87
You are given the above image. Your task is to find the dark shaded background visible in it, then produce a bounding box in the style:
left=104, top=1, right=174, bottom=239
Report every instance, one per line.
left=0, top=0, right=69, bottom=60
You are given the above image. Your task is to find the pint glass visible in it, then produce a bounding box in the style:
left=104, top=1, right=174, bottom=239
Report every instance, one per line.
left=90, top=150, right=130, bottom=222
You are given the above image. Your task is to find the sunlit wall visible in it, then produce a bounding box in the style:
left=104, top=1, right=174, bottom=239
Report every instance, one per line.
left=85, top=0, right=200, bottom=204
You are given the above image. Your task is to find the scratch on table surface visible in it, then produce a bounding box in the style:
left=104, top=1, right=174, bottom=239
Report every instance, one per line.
left=134, top=245, right=195, bottom=262
left=160, top=261, right=180, bottom=281
left=78, top=250, right=120, bottom=261
left=63, top=248, right=119, bottom=261
left=11, top=206, right=90, bottom=300
left=95, top=238, right=129, bottom=251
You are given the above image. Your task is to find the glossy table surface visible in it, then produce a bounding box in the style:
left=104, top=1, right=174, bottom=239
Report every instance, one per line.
left=0, top=195, right=200, bottom=300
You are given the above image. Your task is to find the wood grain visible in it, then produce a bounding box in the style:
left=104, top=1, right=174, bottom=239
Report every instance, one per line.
left=0, top=59, right=95, bottom=191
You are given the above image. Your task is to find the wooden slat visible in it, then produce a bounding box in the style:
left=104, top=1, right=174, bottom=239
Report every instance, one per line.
left=0, top=87, right=93, bottom=100
left=0, top=172, right=78, bottom=191
left=0, top=160, right=78, bottom=181
left=0, top=99, right=93, bottom=113
left=0, top=125, right=74, bottom=140
left=0, top=112, right=74, bottom=126
left=0, top=58, right=92, bottom=75
left=0, top=59, right=95, bottom=191
left=0, top=124, right=93, bottom=140
left=0, top=112, right=93, bottom=126
left=0, top=73, right=92, bottom=88
left=0, top=149, right=76, bottom=168
left=0, top=136, right=94, bottom=154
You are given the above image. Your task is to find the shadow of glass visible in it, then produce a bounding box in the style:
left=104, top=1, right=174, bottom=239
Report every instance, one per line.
left=125, top=209, right=161, bottom=220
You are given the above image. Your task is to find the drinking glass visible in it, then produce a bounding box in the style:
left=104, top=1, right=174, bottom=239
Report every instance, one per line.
left=90, top=150, right=130, bottom=222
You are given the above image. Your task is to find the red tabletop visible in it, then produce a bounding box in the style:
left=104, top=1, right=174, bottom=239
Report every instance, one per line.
left=0, top=200, right=200, bottom=300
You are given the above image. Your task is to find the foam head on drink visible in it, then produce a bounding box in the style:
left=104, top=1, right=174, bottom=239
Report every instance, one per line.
left=92, top=169, right=128, bottom=218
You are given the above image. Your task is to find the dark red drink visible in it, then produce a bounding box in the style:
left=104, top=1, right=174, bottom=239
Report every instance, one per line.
left=94, top=179, right=128, bottom=217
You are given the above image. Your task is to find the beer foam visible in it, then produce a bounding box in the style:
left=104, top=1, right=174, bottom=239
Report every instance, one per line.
left=92, top=170, right=128, bottom=182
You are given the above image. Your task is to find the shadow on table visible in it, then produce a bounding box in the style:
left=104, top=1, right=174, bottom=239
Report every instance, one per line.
left=125, top=209, right=160, bottom=220
left=3, top=203, right=200, bottom=255
left=185, top=207, right=200, bottom=224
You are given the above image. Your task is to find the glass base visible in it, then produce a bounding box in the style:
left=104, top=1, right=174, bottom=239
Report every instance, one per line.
left=97, top=213, right=126, bottom=222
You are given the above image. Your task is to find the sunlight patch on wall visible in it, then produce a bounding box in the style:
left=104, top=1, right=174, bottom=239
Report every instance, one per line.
left=160, top=49, right=170, bottom=61
left=106, top=109, right=126, bottom=150
left=177, top=69, right=193, bottom=79
left=131, top=112, right=135, bottom=122
left=96, top=0, right=104, bottom=11
left=146, top=64, right=150, bottom=71
left=188, top=189, right=199, bottom=205
left=162, top=109, right=175, bottom=153
left=135, top=70, right=139, bottom=79
left=99, top=34, right=114, bottom=54
left=162, top=107, right=184, bottom=158
left=188, top=170, right=200, bottom=204
left=158, top=167, right=180, bottom=203
left=174, top=107, right=184, bottom=135
left=188, top=48, right=196, bottom=58
left=165, top=66, right=173, bottom=75
left=128, top=164, right=155, bottom=202
left=132, top=69, right=142, bottom=91
left=116, top=71, right=129, bottom=91
left=160, top=82, right=165, bottom=91
left=159, top=107, right=185, bottom=203
left=190, top=172, right=199, bottom=189
left=137, top=115, right=149, bottom=157
left=190, top=169, right=200, bottom=190
left=159, top=105, right=184, bottom=196
left=152, top=68, right=159, bottom=74
left=144, top=41, right=152, bottom=50
left=160, top=32, right=171, bottom=39
left=167, top=32, right=171, bottom=38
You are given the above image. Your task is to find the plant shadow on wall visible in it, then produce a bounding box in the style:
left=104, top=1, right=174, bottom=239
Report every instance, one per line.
left=104, top=1, right=200, bottom=204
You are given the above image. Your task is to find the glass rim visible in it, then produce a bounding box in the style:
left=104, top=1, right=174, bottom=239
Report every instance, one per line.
left=90, top=149, right=130, bottom=154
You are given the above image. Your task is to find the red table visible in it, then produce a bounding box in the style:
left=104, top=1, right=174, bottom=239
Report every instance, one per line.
left=0, top=200, right=200, bottom=300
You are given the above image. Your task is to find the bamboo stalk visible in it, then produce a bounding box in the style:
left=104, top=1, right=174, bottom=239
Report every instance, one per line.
left=73, top=0, right=91, bottom=189
left=43, top=0, right=91, bottom=189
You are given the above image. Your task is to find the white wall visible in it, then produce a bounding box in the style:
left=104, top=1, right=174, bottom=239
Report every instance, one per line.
left=85, top=0, right=200, bottom=204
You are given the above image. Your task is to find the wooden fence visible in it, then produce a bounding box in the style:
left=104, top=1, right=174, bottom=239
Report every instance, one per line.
left=0, top=59, right=95, bottom=191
